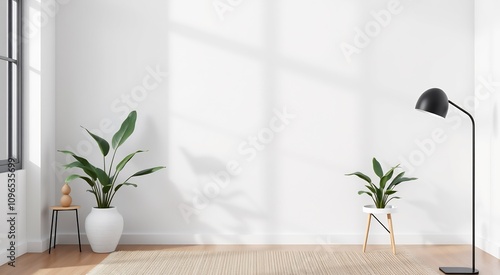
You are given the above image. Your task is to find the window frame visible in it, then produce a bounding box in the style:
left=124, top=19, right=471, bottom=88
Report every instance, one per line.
left=0, top=0, right=22, bottom=172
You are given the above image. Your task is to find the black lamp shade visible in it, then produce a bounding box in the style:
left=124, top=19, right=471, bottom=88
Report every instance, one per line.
left=415, top=88, right=449, bottom=118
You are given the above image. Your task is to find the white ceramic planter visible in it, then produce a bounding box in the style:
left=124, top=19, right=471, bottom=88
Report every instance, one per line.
left=85, top=207, right=124, bottom=253
left=362, top=205, right=397, bottom=214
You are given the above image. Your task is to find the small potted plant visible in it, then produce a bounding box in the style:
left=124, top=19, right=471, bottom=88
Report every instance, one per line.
left=345, top=157, right=417, bottom=209
left=59, top=111, right=165, bottom=253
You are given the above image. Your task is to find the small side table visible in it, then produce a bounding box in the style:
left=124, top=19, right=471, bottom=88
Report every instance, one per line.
left=49, top=205, right=82, bottom=254
left=362, top=205, right=397, bottom=255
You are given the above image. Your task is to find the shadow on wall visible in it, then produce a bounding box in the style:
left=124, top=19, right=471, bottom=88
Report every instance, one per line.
left=405, top=181, right=467, bottom=244
left=181, top=148, right=227, bottom=176
left=178, top=147, right=264, bottom=243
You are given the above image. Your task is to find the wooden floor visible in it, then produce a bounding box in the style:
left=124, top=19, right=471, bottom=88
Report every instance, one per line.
left=0, top=245, right=499, bottom=274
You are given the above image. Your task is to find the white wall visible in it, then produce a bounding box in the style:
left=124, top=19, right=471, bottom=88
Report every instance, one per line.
left=23, top=0, right=57, bottom=253
left=475, top=0, right=500, bottom=259
left=0, top=0, right=57, bottom=265
left=54, top=0, right=475, bottom=245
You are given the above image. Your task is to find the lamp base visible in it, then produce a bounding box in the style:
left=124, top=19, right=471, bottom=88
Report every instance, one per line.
left=439, top=267, right=479, bottom=274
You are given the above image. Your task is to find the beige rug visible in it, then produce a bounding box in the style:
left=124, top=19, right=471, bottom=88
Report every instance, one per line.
left=88, top=250, right=439, bottom=275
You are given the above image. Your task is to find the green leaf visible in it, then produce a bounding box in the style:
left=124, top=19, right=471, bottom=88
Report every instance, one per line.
left=114, top=182, right=138, bottom=192
left=387, top=172, right=405, bottom=190
left=382, top=164, right=398, bottom=181
left=372, top=158, right=383, bottom=178
left=58, top=150, right=97, bottom=180
left=397, top=177, right=417, bottom=185
left=65, top=174, right=83, bottom=183
left=389, top=175, right=417, bottom=189
left=63, top=161, right=83, bottom=169
left=129, top=166, right=166, bottom=178
left=103, top=185, right=112, bottom=194
left=358, top=191, right=373, bottom=197
left=365, top=184, right=376, bottom=194
left=58, top=149, right=77, bottom=155
left=116, top=150, right=145, bottom=174
left=83, top=127, right=110, bottom=157
left=65, top=175, right=95, bottom=187
left=376, top=187, right=383, bottom=204
left=345, top=172, right=372, bottom=183
left=95, top=168, right=110, bottom=186
left=386, top=196, right=401, bottom=204
left=385, top=190, right=397, bottom=195
left=380, top=169, right=394, bottom=190
left=63, top=161, right=95, bottom=179
left=112, top=111, right=137, bottom=149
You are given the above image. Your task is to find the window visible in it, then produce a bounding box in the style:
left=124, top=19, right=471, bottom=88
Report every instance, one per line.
left=0, top=0, right=22, bottom=172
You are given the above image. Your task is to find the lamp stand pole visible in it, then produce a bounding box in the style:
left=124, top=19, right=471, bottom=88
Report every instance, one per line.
left=439, top=100, right=479, bottom=274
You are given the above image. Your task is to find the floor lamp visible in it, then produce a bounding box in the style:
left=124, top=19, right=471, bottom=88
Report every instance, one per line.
left=415, top=88, right=479, bottom=274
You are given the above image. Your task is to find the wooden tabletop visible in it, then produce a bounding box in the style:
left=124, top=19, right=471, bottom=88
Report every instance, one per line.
left=50, top=205, right=80, bottom=211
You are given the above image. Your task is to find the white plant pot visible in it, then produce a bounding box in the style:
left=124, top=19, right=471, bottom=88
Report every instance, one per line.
left=362, top=205, right=397, bottom=214
left=85, top=207, right=124, bottom=253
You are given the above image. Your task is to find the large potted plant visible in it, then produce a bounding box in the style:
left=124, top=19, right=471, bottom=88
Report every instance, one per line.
left=345, top=157, right=417, bottom=209
left=59, top=111, right=165, bottom=253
